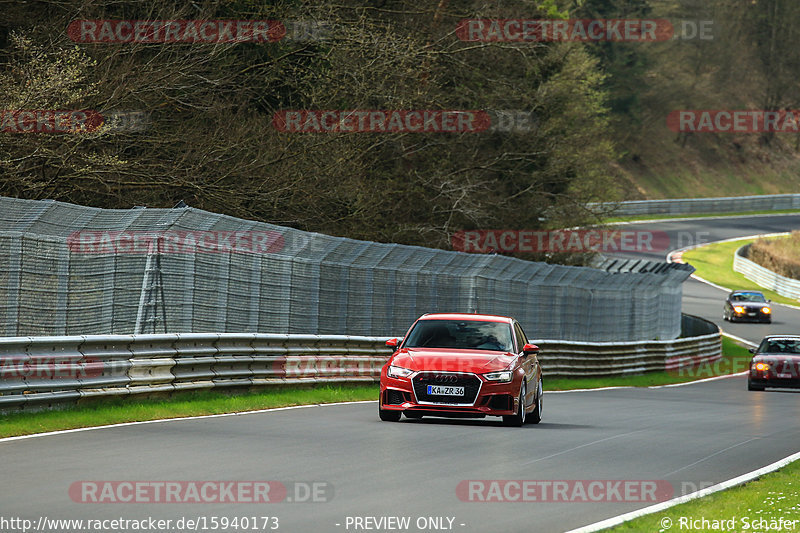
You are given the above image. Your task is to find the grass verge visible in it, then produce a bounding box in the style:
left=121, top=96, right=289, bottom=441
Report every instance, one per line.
left=0, top=337, right=751, bottom=438
left=682, top=238, right=799, bottom=307
left=608, top=458, right=800, bottom=531
left=0, top=384, right=378, bottom=439
left=547, top=336, right=751, bottom=391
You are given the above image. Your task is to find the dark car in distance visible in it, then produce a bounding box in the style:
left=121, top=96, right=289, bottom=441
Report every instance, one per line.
left=748, top=335, right=800, bottom=391
left=723, top=290, right=772, bottom=323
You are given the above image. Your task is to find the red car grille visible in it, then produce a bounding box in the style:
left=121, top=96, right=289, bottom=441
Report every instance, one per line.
left=412, top=373, right=481, bottom=405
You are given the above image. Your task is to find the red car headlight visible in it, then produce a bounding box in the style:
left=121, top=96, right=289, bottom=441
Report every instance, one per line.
left=387, top=365, right=413, bottom=379
left=753, top=362, right=770, bottom=372
left=483, top=370, right=513, bottom=382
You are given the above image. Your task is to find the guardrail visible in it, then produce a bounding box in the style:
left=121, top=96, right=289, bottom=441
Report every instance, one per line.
left=532, top=315, right=721, bottom=377
left=733, top=244, right=800, bottom=300
left=0, top=334, right=389, bottom=411
left=0, top=316, right=720, bottom=412
left=599, top=194, right=800, bottom=217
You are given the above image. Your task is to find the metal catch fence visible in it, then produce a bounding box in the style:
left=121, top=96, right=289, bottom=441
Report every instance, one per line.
left=0, top=196, right=692, bottom=341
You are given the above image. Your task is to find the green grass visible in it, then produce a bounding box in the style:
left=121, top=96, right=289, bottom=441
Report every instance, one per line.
left=0, top=338, right=752, bottom=438
left=0, top=384, right=378, bottom=438
left=603, top=209, right=800, bottom=224
left=546, top=336, right=752, bottom=391
left=682, top=239, right=800, bottom=307
left=608, top=459, right=800, bottom=532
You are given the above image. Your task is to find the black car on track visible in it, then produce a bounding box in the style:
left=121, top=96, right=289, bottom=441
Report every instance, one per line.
left=723, top=290, right=772, bottom=323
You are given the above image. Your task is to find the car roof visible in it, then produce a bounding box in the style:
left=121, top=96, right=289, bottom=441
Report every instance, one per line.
left=761, top=335, right=800, bottom=341
left=418, top=313, right=513, bottom=324
left=730, top=290, right=765, bottom=295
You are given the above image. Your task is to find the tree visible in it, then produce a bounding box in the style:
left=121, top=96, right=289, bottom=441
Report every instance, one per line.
left=0, top=0, right=618, bottom=259
left=570, top=0, right=653, bottom=121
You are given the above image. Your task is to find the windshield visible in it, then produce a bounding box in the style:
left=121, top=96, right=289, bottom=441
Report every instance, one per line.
left=403, top=319, right=514, bottom=352
left=758, top=339, right=800, bottom=354
left=731, top=292, right=767, bottom=303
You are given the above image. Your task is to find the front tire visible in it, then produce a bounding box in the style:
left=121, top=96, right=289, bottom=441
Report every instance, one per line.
left=379, top=406, right=402, bottom=421
left=503, top=381, right=526, bottom=427
left=528, top=377, right=543, bottom=424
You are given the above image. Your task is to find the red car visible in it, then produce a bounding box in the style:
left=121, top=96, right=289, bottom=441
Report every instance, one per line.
left=748, top=335, right=800, bottom=391
left=379, top=313, right=543, bottom=426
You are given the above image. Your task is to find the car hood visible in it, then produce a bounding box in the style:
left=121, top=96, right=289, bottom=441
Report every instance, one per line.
left=731, top=301, right=770, bottom=308
left=752, top=353, right=800, bottom=362
left=391, top=348, right=516, bottom=374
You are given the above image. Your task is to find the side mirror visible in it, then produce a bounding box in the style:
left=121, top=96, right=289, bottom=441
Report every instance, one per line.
left=522, top=343, right=540, bottom=356
left=385, top=338, right=399, bottom=348
left=748, top=348, right=756, bottom=354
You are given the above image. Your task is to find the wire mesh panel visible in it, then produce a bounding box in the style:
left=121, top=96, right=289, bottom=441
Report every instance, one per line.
left=18, top=235, right=62, bottom=336
left=0, top=196, right=693, bottom=341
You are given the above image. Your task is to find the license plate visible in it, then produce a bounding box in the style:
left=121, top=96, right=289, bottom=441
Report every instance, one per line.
left=748, top=312, right=756, bottom=316
left=427, top=385, right=464, bottom=396
left=777, top=373, right=792, bottom=380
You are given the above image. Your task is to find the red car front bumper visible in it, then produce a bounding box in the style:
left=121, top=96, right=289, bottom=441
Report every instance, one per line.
left=379, top=370, right=522, bottom=418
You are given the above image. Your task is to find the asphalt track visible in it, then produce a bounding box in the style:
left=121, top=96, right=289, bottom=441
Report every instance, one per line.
left=2, top=214, right=800, bottom=533
left=613, top=213, right=800, bottom=342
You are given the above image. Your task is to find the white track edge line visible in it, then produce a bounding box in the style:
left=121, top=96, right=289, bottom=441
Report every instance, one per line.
left=564, top=450, right=800, bottom=533
left=653, top=371, right=747, bottom=388
left=722, top=332, right=758, bottom=347
left=547, top=386, right=634, bottom=394
left=0, top=400, right=377, bottom=444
